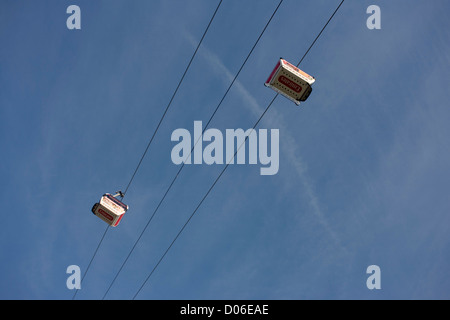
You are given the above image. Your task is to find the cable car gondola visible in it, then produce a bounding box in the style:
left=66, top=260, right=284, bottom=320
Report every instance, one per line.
left=265, top=58, right=315, bottom=105
left=92, top=191, right=129, bottom=227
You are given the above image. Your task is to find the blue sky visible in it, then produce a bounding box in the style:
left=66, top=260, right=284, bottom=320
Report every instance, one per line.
left=1, top=0, right=449, bottom=300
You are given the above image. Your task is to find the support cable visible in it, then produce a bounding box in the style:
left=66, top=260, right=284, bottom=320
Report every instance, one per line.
left=71, top=0, right=223, bottom=299
left=101, top=0, right=284, bottom=300
left=131, top=0, right=345, bottom=300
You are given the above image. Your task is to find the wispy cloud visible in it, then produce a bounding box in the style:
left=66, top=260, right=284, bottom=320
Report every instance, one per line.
left=184, top=31, right=346, bottom=252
